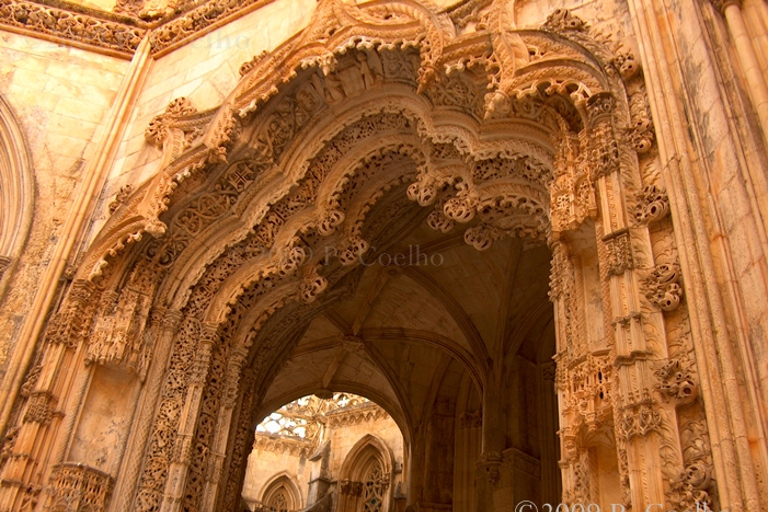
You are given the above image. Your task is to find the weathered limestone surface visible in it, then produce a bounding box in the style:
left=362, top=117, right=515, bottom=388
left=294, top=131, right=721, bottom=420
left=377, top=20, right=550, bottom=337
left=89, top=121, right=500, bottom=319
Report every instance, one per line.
left=0, top=32, right=128, bottom=376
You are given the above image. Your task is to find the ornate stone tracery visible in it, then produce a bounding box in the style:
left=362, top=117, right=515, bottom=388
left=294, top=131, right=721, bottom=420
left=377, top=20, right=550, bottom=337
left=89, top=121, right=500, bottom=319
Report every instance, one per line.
left=0, top=2, right=724, bottom=512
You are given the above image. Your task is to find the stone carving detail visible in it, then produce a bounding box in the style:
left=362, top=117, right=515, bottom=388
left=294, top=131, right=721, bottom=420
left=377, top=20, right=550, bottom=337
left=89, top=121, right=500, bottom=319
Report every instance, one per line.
left=22, top=391, right=56, bottom=425
left=603, top=231, right=633, bottom=276
left=86, top=262, right=156, bottom=377
left=477, top=451, right=502, bottom=486
left=542, top=9, right=588, bottom=33
left=634, top=184, right=670, bottom=224
left=558, top=354, right=613, bottom=433
left=666, top=418, right=715, bottom=511
left=629, top=117, right=655, bottom=154
left=145, top=97, right=199, bottom=149
left=45, top=280, right=97, bottom=348
left=339, top=479, right=364, bottom=496
left=480, top=0, right=531, bottom=119
left=46, top=463, right=114, bottom=511
left=612, top=52, right=642, bottom=81
left=338, top=236, right=370, bottom=266
left=617, top=394, right=662, bottom=441
left=49, top=7, right=676, bottom=510
left=645, top=262, right=683, bottom=311
left=299, top=267, right=329, bottom=304
left=20, top=365, right=42, bottom=398
left=655, top=358, right=698, bottom=405
left=108, top=184, right=134, bottom=214
left=0, top=0, right=144, bottom=55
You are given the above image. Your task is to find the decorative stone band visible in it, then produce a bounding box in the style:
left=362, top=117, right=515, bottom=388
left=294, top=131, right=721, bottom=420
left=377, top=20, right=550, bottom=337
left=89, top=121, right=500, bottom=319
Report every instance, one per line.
left=0, top=0, right=145, bottom=58
left=0, top=0, right=283, bottom=58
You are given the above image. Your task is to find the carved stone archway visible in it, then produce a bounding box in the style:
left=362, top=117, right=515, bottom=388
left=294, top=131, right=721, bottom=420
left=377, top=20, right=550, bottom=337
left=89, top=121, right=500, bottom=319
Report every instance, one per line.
left=0, top=1, right=719, bottom=512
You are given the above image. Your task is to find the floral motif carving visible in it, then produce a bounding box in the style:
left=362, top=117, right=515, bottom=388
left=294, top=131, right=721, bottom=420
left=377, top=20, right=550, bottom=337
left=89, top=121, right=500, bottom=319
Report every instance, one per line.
left=0, top=0, right=144, bottom=56
left=654, top=358, right=698, bottom=405
left=634, top=184, right=670, bottom=224
left=145, top=97, right=199, bottom=148
left=603, top=231, right=633, bottom=276
left=617, top=395, right=662, bottom=441
left=542, top=9, right=587, bottom=33
left=645, top=262, right=683, bottom=311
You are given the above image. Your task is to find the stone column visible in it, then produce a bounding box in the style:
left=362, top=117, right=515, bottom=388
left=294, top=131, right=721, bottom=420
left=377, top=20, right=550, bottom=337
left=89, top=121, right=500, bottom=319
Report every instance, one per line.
left=713, top=0, right=768, bottom=144
left=113, top=309, right=183, bottom=512
left=159, top=324, right=218, bottom=512
left=199, top=346, right=248, bottom=510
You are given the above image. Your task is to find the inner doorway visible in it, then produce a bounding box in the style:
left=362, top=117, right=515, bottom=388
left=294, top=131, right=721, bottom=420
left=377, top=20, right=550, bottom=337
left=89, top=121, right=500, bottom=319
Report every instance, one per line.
left=237, top=216, right=560, bottom=511
left=243, top=393, right=405, bottom=512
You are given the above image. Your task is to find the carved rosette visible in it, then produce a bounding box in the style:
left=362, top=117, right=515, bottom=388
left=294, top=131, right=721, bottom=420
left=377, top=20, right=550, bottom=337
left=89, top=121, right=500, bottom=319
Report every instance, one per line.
left=654, top=358, right=698, bottom=405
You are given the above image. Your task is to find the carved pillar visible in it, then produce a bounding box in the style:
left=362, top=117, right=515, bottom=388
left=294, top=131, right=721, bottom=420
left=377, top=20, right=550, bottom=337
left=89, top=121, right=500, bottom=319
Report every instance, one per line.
left=587, top=95, right=674, bottom=509
left=0, top=280, right=97, bottom=511
left=477, top=374, right=503, bottom=507
left=711, top=0, right=768, bottom=144
left=113, top=308, right=183, bottom=512
left=159, top=324, right=218, bottom=512
left=199, top=346, right=248, bottom=510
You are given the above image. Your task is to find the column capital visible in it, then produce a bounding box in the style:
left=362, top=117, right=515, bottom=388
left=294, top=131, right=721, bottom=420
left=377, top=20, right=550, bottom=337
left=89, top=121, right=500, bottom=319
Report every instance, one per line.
left=710, top=0, right=742, bottom=15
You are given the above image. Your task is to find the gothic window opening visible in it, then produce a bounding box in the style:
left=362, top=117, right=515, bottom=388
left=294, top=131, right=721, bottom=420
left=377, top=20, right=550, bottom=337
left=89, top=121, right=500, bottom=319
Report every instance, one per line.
left=361, top=457, right=385, bottom=512
left=267, top=488, right=289, bottom=512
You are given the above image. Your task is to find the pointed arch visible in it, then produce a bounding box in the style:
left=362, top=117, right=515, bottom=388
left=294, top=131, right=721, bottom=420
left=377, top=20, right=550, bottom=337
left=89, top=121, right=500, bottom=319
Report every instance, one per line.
left=338, top=434, right=395, bottom=512
left=0, top=95, right=34, bottom=289
left=260, top=472, right=303, bottom=512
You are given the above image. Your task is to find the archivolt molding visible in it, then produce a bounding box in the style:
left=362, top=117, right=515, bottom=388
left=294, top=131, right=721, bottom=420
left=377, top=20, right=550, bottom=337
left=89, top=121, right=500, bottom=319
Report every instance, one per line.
left=82, top=0, right=646, bottom=288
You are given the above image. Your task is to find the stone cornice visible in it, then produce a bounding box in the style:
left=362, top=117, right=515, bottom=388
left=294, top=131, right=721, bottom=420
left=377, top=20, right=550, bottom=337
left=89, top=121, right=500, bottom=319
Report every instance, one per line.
left=0, top=0, right=280, bottom=58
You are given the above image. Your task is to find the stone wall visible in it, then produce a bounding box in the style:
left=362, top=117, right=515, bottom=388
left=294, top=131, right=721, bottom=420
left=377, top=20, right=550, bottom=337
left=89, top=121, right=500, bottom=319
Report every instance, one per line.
left=0, top=31, right=128, bottom=376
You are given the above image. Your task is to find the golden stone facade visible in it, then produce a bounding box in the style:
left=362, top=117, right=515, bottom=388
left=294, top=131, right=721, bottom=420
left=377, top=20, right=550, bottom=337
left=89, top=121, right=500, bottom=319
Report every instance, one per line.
left=0, top=0, right=767, bottom=510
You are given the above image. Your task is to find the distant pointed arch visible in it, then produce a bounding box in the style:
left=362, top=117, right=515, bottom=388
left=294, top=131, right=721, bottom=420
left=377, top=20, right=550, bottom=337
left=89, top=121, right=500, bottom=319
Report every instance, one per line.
left=260, top=472, right=303, bottom=512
